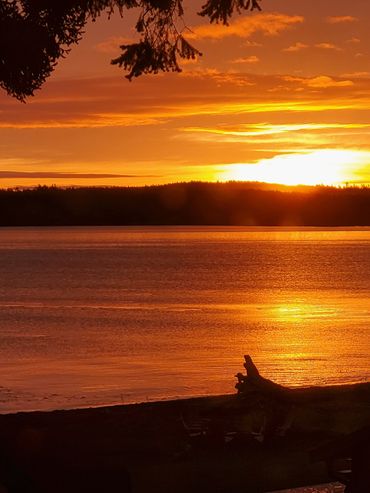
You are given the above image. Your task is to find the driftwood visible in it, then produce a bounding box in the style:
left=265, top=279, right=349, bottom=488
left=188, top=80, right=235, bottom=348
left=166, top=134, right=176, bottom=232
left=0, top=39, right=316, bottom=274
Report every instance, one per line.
left=237, top=356, right=370, bottom=492
left=235, top=355, right=288, bottom=397
left=234, top=355, right=295, bottom=439
left=183, top=356, right=296, bottom=445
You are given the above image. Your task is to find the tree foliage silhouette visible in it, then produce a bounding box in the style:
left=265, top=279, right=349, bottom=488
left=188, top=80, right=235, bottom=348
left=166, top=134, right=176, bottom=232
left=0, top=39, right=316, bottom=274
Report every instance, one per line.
left=0, top=0, right=261, bottom=101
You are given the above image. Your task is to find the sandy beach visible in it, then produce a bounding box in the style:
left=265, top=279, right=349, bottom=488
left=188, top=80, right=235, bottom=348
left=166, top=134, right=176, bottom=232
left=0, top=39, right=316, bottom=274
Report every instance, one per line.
left=0, top=382, right=369, bottom=492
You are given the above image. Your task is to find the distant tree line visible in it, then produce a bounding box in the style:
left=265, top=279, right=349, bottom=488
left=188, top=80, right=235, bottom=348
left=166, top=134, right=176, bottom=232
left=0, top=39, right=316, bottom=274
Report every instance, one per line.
left=0, top=182, right=369, bottom=226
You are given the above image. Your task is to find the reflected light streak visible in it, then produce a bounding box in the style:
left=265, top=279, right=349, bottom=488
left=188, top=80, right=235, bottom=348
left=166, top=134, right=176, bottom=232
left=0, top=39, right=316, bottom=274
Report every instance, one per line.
left=251, top=299, right=344, bottom=386
left=272, top=302, right=339, bottom=322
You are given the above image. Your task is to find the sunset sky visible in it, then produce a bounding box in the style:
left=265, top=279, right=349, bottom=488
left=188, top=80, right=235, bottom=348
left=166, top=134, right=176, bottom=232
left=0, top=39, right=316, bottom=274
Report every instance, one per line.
left=1, top=0, right=370, bottom=188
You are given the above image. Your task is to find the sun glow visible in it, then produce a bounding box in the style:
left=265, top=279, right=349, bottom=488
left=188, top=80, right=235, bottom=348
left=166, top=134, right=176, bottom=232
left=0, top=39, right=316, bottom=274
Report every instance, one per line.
left=219, top=150, right=368, bottom=186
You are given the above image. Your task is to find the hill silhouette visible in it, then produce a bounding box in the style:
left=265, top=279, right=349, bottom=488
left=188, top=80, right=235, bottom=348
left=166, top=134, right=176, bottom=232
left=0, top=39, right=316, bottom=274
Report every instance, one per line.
left=0, top=182, right=369, bottom=226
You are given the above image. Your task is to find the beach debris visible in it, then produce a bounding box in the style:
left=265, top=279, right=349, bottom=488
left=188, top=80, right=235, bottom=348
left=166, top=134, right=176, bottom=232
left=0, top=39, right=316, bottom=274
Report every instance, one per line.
left=235, top=355, right=295, bottom=440
left=183, top=356, right=296, bottom=446
left=235, top=355, right=286, bottom=396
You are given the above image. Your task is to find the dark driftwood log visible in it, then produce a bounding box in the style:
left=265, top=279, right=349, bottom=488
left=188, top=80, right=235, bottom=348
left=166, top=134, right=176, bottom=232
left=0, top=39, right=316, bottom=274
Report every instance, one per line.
left=233, top=355, right=295, bottom=438
left=237, top=356, right=370, bottom=492
left=236, top=355, right=288, bottom=400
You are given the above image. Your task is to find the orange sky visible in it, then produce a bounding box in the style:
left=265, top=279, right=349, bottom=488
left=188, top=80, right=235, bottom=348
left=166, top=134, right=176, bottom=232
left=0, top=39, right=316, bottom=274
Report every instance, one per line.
left=1, top=0, right=370, bottom=188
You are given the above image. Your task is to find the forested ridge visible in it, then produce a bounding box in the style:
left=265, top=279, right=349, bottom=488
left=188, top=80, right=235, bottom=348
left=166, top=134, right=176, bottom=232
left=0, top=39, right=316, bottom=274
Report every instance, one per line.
left=0, top=182, right=369, bottom=226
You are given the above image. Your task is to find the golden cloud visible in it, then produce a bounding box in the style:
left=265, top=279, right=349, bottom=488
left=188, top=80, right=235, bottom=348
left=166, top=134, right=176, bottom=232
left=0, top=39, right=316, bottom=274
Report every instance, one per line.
left=187, top=13, right=304, bottom=40
left=346, top=37, right=360, bottom=44
left=315, top=43, right=342, bottom=51
left=303, top=76, right=354, bottom=89
left=0, top=171, right=146, bottom=179
left=95, top=36, right=135, bottom=54
left=179, top=68, right=256, bottom=87
left=341, top=72, right=370, bottom=79
left=231, top=56, right=260, bottom=64
left=326, top=16, right=358, bottom=24
left=281, top=74, right=356, bottom=90
left=180, top=123, right=370, bottom=146
left=283, top=42, right=309, bottom=52
left=0, top=71, right=367, bottom=130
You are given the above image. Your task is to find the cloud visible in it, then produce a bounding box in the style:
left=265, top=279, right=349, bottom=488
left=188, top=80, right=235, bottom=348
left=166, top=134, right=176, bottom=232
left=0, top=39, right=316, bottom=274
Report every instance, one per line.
left=231, top=56, right=259, bottom=64
left=179, top=68, right=256, bottom=87
left=346, top=37, right=360, bottom=44
left=181, top=123, right=370, bottom=143
left=341, top=72, right=370, bottom=78
left=283, top=42, right=343, bottom=55
left=283, top=42, right=309, bottom=52
left=303, top=75, right=354, bottom=89
left=326, top=16, right=357, bottom=24
left=187, top=13, right=304, bottom=40
left=315, top=43, right=342, bottom=51
left=282, top=74, right=355, bottom=90
left=0, top=171, right=153, bottom=179
left=95, top=36, right=135, bottom=54
left=243, top=40, right=262, bottom=47
left=0, top=70, right=365, bottom=131
left=0, top=115, right=163, bottom=129
left=180, top=57, right=199, bottom=66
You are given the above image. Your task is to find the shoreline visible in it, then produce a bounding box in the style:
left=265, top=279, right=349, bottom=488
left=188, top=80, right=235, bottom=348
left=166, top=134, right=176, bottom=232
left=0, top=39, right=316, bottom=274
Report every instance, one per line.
left=2, top=380, right=369, bottom=417
left=0, top=382, right=369, bottom=492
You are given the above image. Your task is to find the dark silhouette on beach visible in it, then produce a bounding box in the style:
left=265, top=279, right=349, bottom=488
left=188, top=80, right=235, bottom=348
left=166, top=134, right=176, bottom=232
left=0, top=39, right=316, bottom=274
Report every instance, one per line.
left=311, top=425, right=370, bottom=493
left=236, top=356, right=370, bottom=492
left=0, top=371, right=369, bottom=492
left=0, top=425, right=132, bottom=493
left=235, top=355, right=294, bottom=439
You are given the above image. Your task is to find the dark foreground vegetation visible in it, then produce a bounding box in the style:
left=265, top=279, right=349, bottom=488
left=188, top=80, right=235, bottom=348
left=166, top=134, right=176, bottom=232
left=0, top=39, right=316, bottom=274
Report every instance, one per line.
left=0, top=182, right=369, bottom=226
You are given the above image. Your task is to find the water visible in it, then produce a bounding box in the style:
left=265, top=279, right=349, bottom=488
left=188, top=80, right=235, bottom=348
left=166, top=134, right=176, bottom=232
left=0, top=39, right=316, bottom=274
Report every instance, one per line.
left=0, top=226, right=369, bottom=413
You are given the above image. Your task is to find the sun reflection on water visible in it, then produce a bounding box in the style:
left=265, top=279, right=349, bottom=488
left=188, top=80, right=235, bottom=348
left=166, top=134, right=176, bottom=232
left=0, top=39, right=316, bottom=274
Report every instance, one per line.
left=244, top=296, right=364, bottom=387
left=272, top=301, right=339, bottom=322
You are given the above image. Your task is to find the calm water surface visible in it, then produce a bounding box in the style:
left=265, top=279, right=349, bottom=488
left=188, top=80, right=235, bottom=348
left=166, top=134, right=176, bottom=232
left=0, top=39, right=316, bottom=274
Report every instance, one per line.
left=0, top=227, right=369, bottom=413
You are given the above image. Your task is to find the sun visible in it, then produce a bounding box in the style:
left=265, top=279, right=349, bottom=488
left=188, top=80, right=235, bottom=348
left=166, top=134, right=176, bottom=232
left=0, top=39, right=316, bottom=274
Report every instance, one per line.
left=219, top=149, right=366, bottom=186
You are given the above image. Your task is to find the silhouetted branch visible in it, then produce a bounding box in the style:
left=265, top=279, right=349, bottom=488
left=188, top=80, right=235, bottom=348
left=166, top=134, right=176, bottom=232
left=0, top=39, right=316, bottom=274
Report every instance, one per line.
left=199, top=0, right=261, bottom=25
left=0, top=0, right=261, bottom=100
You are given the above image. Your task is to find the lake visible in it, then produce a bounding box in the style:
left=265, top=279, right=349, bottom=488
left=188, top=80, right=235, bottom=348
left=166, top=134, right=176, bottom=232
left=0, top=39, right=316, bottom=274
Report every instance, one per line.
left=0, top=226, right=369, bottom=413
